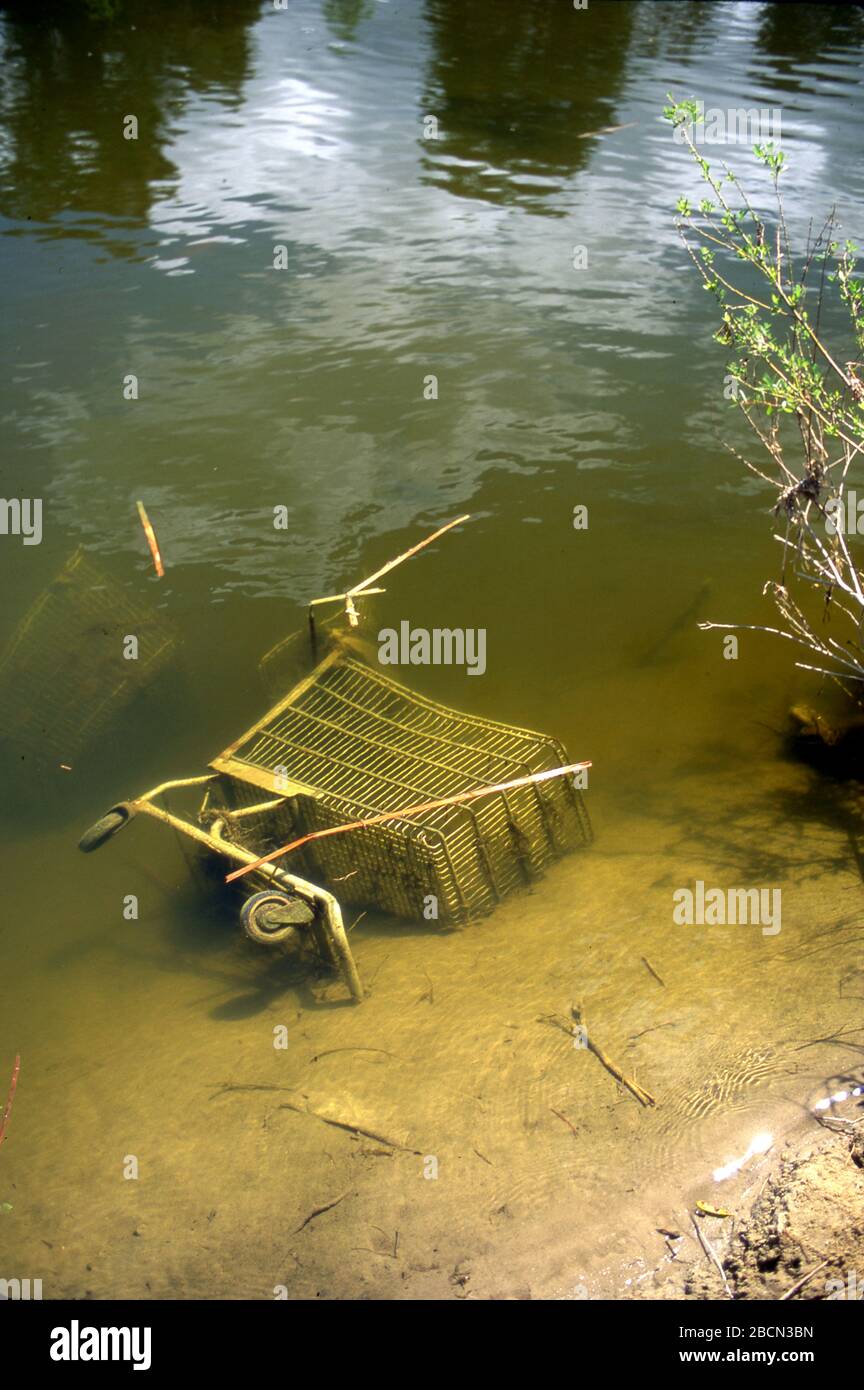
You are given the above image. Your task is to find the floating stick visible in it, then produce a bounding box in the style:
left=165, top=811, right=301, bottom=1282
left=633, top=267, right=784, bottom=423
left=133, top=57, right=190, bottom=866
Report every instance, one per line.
left=577, top=121, right=637, bottom=139
left=307, top=513, right=470, bottom=638
left=226, top=759, right=591, bottom=883
left=309, top=588, right=385, bottom=608
left=136, top=500, right=165, bottom=578
left=346, top=513, right=470, bottom=601
left=0, top=1054, right=20, bottom=1149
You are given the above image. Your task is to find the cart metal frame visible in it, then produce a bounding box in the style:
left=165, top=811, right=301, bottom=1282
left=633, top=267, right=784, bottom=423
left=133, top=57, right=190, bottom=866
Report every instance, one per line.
left=79, top=650, right=591, bottom=1004
left=79, top=772, right=365, bottom=1001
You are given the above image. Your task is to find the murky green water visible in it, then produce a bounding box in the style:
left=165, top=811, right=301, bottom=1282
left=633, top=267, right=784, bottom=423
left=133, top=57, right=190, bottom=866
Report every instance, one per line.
left=2, top=0, right=864, bottom=1300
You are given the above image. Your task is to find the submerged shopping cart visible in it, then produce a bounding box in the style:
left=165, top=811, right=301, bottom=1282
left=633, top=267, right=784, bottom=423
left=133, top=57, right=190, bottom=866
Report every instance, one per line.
left=79, top=645, right=592, bottom=1001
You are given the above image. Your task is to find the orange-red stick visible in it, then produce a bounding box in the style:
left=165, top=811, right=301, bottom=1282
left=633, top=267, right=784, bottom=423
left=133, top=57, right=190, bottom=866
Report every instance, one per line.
left=225, top=760, right=591, bottom=884
left=0, top=1054, right=20, bottom=1149
left=136, top=500, right=165, bottom=578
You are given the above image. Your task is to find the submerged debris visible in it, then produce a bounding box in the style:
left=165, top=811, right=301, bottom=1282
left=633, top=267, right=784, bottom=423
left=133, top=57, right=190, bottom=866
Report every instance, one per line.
left=0, top=550, right=176, bottom=786
left=0, top=1054, right=20, bottom=1150
left=572, top=1004, right=657, bottom=1108
left=135, top=500, right=165, bottom=578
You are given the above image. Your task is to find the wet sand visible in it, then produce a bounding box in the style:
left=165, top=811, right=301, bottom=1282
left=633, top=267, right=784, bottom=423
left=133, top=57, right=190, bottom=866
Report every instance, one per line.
left=2, top=745, right=862, bottom=1301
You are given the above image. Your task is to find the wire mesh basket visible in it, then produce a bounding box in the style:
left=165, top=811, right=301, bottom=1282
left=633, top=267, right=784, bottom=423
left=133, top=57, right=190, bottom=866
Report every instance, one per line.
left=211, top=649, right=591, bottom=924
left=0, top=549, right=177, bottom=782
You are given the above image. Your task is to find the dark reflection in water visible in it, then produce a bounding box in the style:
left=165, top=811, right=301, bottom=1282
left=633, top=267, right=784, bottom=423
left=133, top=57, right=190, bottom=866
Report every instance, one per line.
left=323, top=0, right=374, bottom=45
left=0, top=0, right=260, bottom=235
left=419, top=0, right=635, bottom=213
left=755, top=0, right=864, bottom=67
left=629, top=0, right=720, bottom=58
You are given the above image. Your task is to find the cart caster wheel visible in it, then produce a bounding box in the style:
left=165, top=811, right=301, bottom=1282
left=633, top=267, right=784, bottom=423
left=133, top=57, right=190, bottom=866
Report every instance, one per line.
left=78, top=805, right=133, bottom=853
left=240, top=889, right=315, bottom=946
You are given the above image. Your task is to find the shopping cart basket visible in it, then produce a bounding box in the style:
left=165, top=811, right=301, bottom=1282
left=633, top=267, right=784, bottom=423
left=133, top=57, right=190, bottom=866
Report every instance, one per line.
left=0, top=549, right=176, bottom=788
left=78, top=648, right=591, bottom=1002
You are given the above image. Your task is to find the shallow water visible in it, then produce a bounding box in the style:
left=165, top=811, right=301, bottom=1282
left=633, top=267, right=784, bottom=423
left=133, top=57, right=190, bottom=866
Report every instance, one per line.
left=1, top=0, right=864, bottom=1299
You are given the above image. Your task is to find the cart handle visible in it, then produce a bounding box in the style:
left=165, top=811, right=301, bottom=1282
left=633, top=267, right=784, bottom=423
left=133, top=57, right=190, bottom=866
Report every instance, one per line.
left=77, top=783, right=364, bottom=1002
left=77, top=776, right=217, bottom=853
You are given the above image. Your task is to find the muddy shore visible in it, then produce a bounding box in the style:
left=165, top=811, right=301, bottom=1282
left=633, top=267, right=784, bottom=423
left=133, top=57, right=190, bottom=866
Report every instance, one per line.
left=638, top=1122, right=864, bottom=1301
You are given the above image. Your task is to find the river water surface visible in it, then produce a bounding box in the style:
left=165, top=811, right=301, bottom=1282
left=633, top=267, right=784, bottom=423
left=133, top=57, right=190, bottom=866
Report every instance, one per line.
left=1, top=0, right=864, bottom=1299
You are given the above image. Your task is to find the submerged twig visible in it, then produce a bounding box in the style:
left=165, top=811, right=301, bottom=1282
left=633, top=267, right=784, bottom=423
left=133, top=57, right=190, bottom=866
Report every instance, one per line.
left=550, top=1107, right=578, bottom=1138
left=627, top=1022, right=677, bottom=1044
left=0, top=1055, right=20, bottom=1149
left=572, top=1005, right=657, bottom=1107
left=309, top=1047, right=395, bottom=1064
left=690, top=1213, right=733, bottom=1298
left=209, top=1082, right=297, bottom=1099
left=293, top=1190, right=350, bottom=1235
left=641, top=957, right=666, bottom=987
left=537, top=1013, right=573, bottom=1038
left=790, top=1026, right=864, bottom=1052
left=279, top=1101, right=421, bottom=1154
